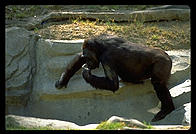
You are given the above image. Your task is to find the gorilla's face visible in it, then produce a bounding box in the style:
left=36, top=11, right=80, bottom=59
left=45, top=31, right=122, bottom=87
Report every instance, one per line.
left=82, top=48, right=99, bottom=69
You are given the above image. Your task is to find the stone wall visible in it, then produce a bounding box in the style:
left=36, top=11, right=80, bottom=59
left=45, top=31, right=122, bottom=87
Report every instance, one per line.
left=5, top=27, right=191, bottom=125
left=6, top=27, right=39, bottom=107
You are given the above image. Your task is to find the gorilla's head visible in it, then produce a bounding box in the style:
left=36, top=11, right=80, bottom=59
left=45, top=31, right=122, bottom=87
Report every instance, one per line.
left=82, top=39, right=100, bottom=69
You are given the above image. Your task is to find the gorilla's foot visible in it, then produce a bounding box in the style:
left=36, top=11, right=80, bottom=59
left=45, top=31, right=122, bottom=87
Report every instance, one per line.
left=55, top=80, right=67, bottom=89
left=151, top=107, right=174, bottom=122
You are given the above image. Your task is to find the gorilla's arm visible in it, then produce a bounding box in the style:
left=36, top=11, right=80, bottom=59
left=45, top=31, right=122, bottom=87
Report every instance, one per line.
left=55, top=53, right=86, bottom=89
left=82, top=62, right=119, bottom=92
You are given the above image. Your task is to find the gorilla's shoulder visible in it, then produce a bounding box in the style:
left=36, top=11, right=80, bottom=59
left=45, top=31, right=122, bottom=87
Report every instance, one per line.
left=93, top=34, right=126, bottom=45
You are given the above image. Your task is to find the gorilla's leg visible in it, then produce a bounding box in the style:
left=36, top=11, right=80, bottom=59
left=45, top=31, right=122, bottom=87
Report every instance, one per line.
left=151, top=80, right=175, bottom=122
left=55, top=53, right=86, bottom=89
left=151, top=60, right=174, bottom=122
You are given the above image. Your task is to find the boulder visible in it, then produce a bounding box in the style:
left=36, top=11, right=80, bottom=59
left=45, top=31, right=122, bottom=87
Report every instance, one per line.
left=5, top=27, right=40, bottom=107
left=6, top=115, right=84, bottom=130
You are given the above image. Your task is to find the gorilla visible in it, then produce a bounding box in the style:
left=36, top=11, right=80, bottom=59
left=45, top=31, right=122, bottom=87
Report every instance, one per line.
left=55, top=34, right=175, bottom=122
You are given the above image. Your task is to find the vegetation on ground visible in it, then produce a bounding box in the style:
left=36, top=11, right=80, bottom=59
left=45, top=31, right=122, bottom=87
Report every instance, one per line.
left=34, top=19, right=190, bottom=50
left=96, top=121, right=126, bottom=130
left=96, top=120, right=154, bottom=130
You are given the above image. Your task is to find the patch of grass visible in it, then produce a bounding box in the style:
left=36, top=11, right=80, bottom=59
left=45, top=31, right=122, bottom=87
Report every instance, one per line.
left=143, top=121, right=154, bottom=129
left=96, top=120, right=154, bottom=130
left=96, top=121, right=126, bottom=130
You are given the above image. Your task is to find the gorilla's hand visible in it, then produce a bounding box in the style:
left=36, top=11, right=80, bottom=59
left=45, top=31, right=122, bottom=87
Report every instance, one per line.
left=82, top=64, right=91, bottom=82
left=55, top=72, right=68, bottom=89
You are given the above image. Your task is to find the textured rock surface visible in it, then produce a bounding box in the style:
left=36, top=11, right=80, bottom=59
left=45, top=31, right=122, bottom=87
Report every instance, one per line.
left=6, top=114, right=87, bottom=130
left=5, top=27, right=40, bottom=107
left=6, top=27, right=191, bottom=126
